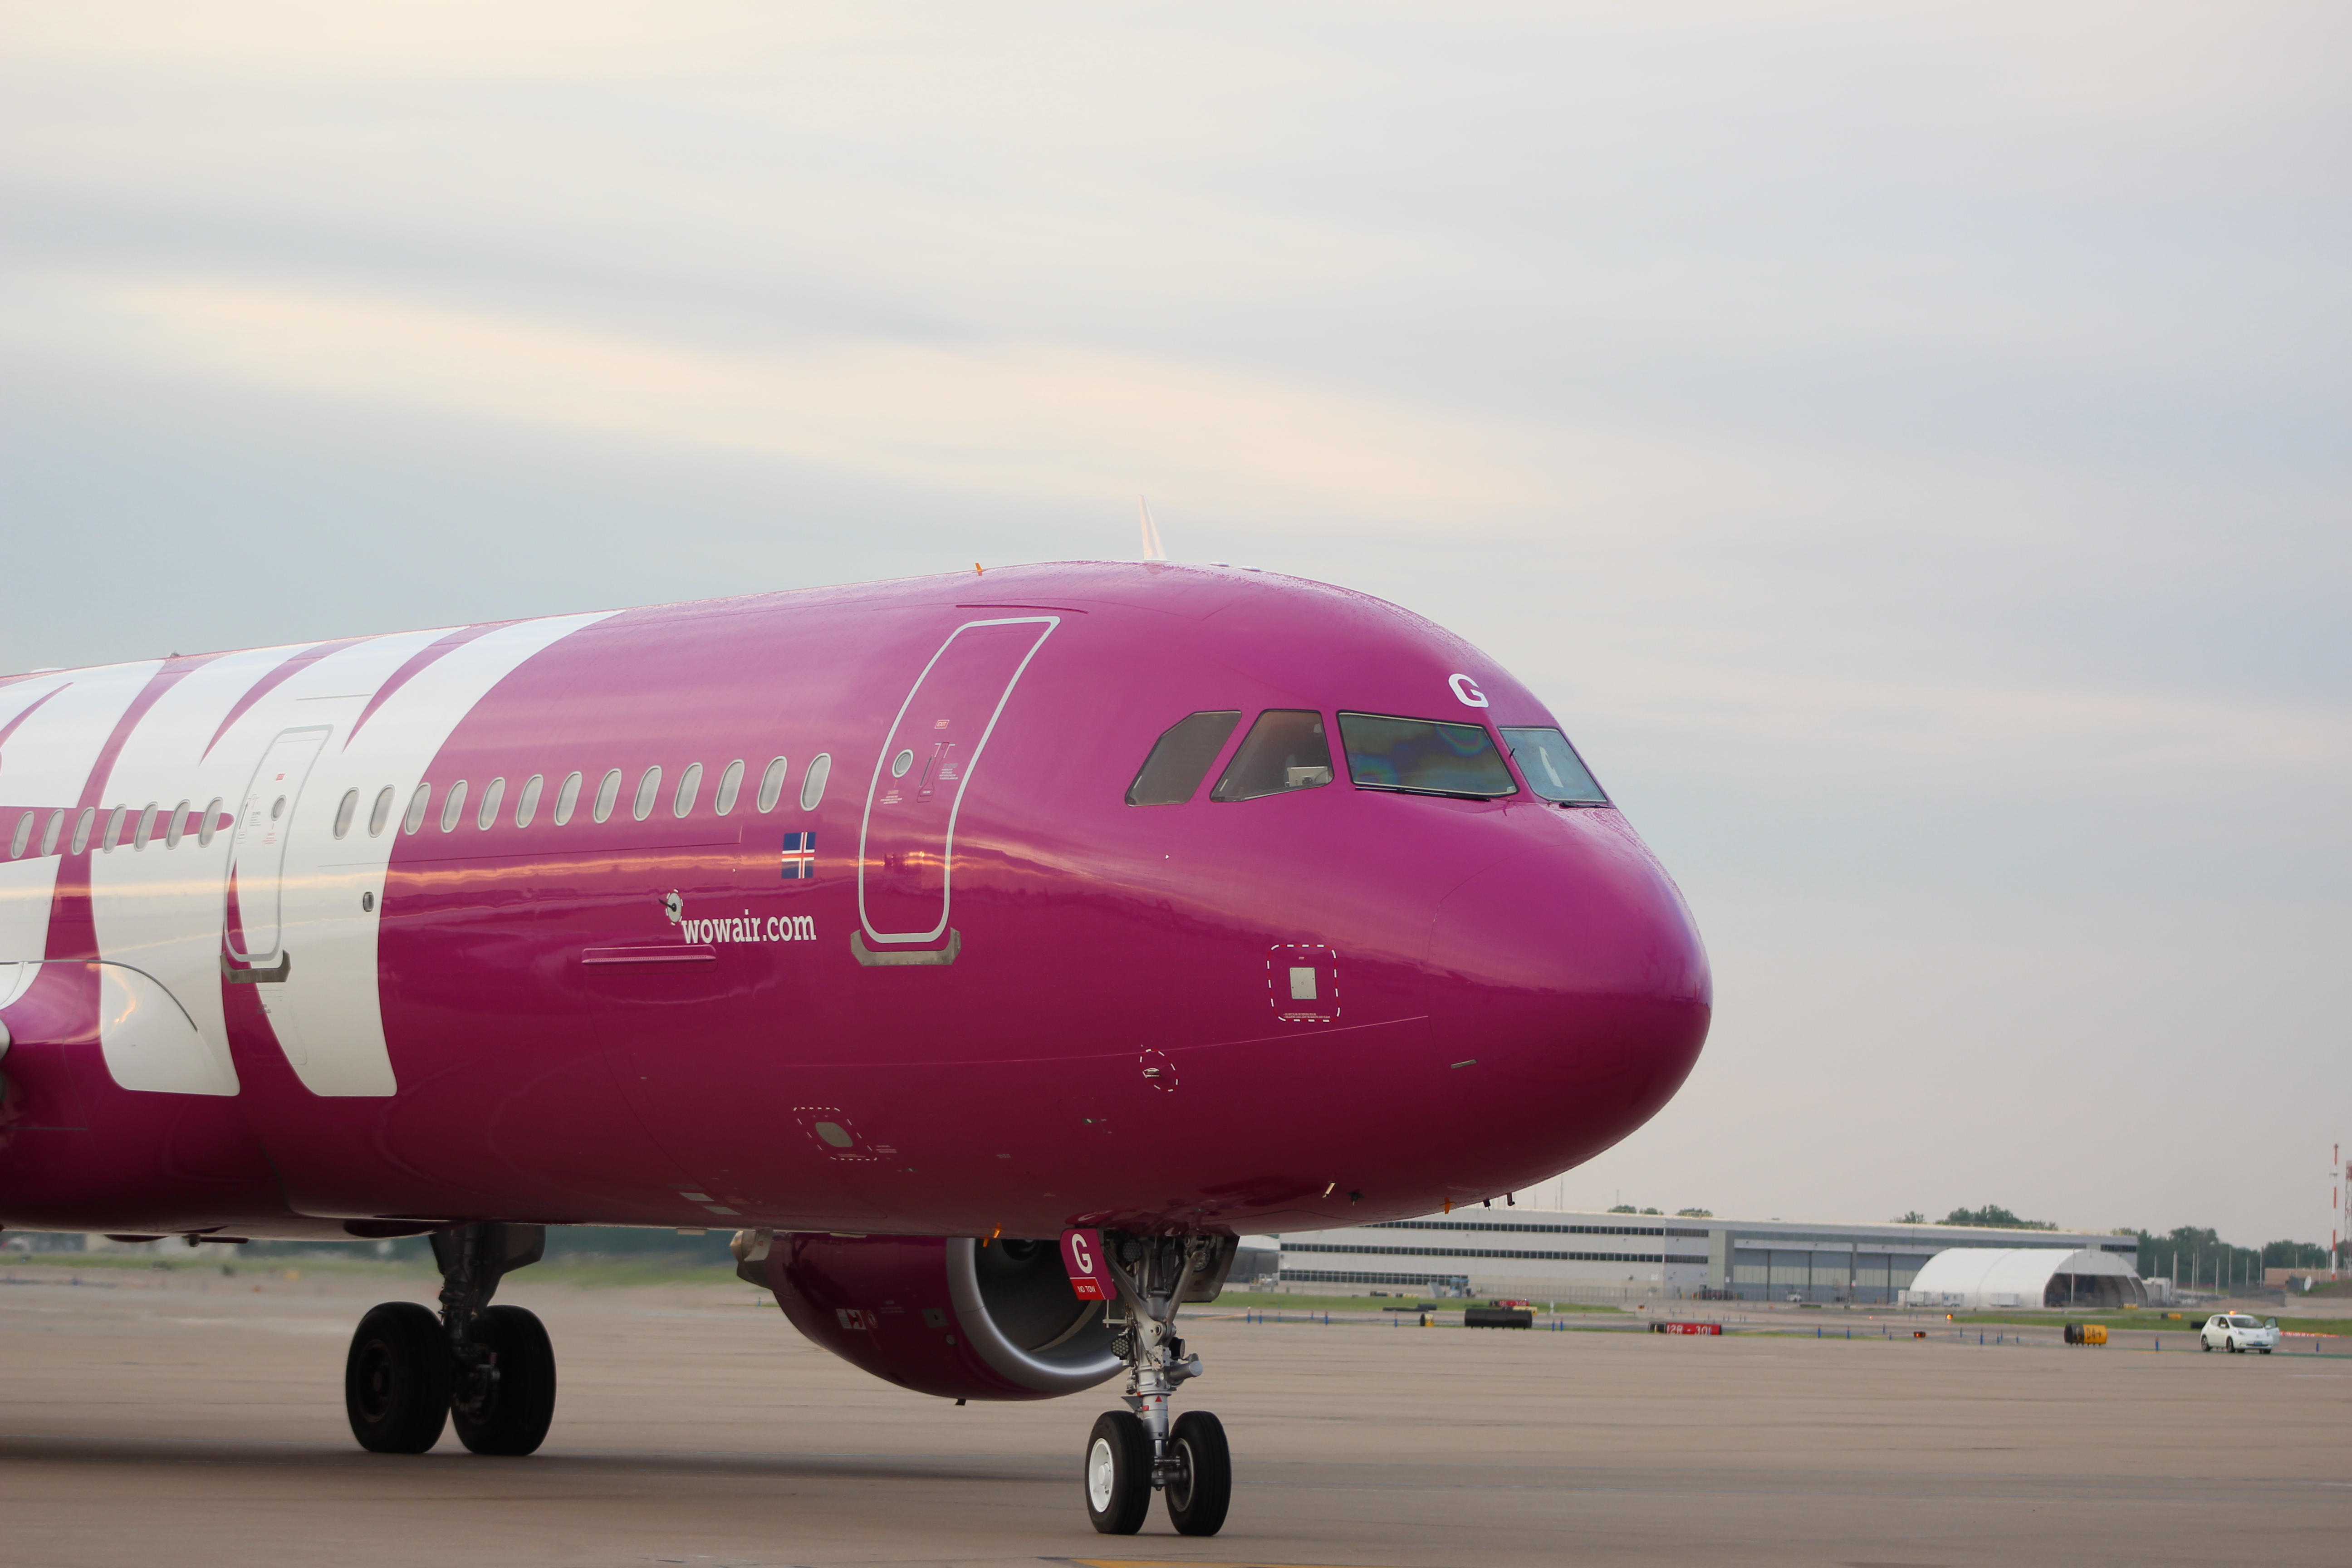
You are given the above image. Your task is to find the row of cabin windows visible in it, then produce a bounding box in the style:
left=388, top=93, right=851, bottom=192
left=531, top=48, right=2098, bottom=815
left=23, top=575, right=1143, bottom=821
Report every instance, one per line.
left=2, top=752, right=834, bottom=859
left=373, top=751, right=831, bottom=840
left=1125, top=709, right=1608, bottom=807
left=6, top=800, right=229, bottom=859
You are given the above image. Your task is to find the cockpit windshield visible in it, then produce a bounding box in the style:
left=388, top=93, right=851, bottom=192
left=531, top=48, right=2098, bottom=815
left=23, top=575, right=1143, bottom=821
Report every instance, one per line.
left=1338, top=713, right=1516, bottom=799
left=1499, top=726, right=1608, bottom=804
left=1210, top=710, right=1334, bottom=801
left=1127, top=710, right=1241, bottom=805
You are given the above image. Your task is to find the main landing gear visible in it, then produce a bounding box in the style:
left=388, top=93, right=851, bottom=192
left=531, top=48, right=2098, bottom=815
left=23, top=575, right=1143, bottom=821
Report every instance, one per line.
left=344, top=1222, right=555, bottom=1456
left=1083, top=1234, right=1233, bottom=1537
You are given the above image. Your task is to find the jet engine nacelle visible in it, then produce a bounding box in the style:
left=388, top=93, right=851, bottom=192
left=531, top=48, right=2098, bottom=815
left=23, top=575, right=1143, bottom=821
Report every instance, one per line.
left=736, top=1231, right=1122, bottom=1401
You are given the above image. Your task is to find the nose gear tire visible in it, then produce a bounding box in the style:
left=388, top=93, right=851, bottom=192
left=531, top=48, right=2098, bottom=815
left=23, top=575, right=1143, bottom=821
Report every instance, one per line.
left=1083, top=1410, right=1153, bottom=1534
left=345, top=1302, right=453, bottom=1454
left=1164, top=1409, right=1231, bottom=1536
left=451, top=1304, right=558, bottom=1455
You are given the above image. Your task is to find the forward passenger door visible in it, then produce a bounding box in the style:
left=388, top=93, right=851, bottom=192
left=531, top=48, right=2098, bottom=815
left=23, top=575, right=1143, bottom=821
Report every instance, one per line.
left=856, top=617, right=1057, bottom=949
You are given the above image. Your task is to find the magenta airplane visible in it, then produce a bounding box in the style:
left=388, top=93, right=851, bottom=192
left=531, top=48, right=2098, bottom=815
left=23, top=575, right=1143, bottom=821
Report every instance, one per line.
left=0, top=560, right=1709, bottom=1535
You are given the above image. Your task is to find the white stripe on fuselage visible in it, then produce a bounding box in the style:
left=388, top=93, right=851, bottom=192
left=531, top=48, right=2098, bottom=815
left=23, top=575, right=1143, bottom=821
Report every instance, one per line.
left=0, top=612, right=616, bottom=1102
left=0, top=662, right=161, bottom=1009
left=238, top=612, right=612, bottom=1098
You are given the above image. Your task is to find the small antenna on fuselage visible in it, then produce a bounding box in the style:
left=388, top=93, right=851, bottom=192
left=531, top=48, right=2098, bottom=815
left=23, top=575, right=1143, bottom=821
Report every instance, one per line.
left=1138, top=497, right=1166, bottom=561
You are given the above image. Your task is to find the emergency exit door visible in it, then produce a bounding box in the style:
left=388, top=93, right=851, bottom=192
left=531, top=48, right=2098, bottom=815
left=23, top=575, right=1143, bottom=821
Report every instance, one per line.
left=222, top=725, right=330, bottom=966
left=857, top=617, right=1058, bottom=946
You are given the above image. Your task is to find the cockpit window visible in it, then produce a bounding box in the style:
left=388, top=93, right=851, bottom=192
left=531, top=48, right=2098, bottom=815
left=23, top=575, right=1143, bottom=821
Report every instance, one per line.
left=1127, top=710, right=1241, bottom=805
left=1499, top=726, right=1609, bottom=804
left=1340, top=713, right=1517, bottom=799
left=1210, top=710, right=1333, bottom=801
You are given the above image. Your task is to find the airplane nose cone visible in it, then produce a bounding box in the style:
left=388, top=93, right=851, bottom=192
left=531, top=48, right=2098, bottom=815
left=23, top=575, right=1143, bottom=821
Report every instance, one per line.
left=1428, top=813, right=1711, bottom=1179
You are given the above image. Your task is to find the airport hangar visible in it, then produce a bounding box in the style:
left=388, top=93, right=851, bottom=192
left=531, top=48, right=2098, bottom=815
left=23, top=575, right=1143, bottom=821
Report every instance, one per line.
left=1244, top=1209, right=2143, bottom=1305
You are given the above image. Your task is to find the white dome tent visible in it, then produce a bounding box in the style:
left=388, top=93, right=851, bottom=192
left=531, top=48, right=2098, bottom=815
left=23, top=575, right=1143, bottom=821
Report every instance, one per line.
left=1901, top=1247, right=2147, bottom=1310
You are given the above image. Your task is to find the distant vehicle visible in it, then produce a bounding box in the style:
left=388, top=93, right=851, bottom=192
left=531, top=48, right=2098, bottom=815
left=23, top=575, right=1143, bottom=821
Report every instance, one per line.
left=2200, top=1313, right=2279, bottom=1353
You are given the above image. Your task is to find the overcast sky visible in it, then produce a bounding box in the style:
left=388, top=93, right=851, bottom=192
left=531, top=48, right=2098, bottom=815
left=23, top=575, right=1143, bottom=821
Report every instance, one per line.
left=4, top=4, right=2345, bottom=1248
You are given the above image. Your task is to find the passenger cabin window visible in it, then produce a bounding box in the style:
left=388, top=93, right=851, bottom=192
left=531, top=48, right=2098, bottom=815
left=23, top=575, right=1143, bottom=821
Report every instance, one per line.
left=714, top=759, right=744, bottom=815
left=1499, top=726, right=1608, bottom=804
left=135, top=803, right=158, bottom=850
left=756, top=756, right=789, bottom=813
left=102, top=806, right=126, bottom=852
left=402, top=784, right=431, bottom=835
left=799, top=754, right=831, bottom=811
left=333, top=789, right=359, bottom=839
left=168, top=799, right=191, bottom=848
left=199, top=799, right=223, bottom=848
left=1127, top=711, right=1241, bottom=805
left=9, top=813, right=30, bottom=858
left=592, top=769, right=622, bottom=823
left=514, top=774, right=543, bottom=828
left=1339, top=713, right=1516, bottom=799
left=71, top=807, right=95, bottom=855
left=632, top=765, right=662, bottom=822
left=440, top=781, right=469, bottom=833
left=368, top=787, right=395, bottom=837
left=553, top=771, right=583, bottom=826
left=1210, top=711, right=1333, bottom=802
left=43, top=808, right=68, bottom=856
left=673, top=762, right=702, bottom=818
left=477, top=777, right=505, bottom=830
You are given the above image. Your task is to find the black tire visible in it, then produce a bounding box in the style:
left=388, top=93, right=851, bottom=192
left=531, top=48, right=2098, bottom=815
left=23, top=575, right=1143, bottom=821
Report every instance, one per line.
left=2259, top=1348, right=2271, bottom=1355
left=1083, top=1410, right=1153, bottom=1535
left=345, top=1302, right=452, bottom=1454
left=1165, top=1409, right=1232, bottom=1537
left=451, top=1305, right=558, bottom=1456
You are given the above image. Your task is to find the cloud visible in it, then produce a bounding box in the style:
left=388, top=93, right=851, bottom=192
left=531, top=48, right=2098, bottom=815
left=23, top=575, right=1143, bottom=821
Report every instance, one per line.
left=15, top=272, right=1544, bottom=522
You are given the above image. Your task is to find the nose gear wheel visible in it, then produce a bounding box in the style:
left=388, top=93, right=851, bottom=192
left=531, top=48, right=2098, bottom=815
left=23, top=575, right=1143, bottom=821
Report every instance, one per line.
left=1074, top=1232, right=1235, bottom=1536
left=1083, top=1410, right=1154, bottom=1534
left=1164, top=1409, right=1232, bottom=1535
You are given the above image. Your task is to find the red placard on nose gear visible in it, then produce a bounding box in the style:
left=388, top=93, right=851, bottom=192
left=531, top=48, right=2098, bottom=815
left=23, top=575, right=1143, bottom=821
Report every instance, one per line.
left=1061, top=1228, right=1114, bottom=1301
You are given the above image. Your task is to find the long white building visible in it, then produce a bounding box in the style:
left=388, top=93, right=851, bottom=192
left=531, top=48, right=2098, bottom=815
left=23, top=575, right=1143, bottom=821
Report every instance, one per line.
left=1250, top=1207, right=2142, bottom=1304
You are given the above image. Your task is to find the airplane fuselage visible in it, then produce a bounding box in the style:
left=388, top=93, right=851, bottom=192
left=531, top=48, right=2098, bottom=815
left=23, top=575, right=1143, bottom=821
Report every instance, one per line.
left=0, top=561, right=1710, bottom=1245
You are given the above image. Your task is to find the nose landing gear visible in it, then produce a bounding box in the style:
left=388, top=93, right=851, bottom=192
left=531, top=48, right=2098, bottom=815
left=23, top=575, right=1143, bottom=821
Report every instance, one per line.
left=342, top=1222, right=554, bottom=1456
left=1082, top=1233, right=1235, bottom=1537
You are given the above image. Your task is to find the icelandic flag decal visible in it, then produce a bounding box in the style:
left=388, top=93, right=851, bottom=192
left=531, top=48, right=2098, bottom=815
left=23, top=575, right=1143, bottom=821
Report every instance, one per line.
left=780, top=832, right=816, bottom=880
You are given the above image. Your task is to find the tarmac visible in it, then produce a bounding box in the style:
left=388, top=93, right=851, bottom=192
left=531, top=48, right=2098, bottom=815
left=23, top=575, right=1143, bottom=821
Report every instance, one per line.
left=1, top=1263, right=2346, bottom=1567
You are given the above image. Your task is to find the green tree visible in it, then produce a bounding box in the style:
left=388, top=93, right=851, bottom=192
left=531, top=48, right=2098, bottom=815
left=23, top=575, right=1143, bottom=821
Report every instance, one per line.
left=1892, top=1211, right=1925, bottom=1224
left=2124, top=1226, right=2282, bottom=1291
left=1942, top=1205, right=2057, bottom=1230
left=2261, top=1239, right=2330, bottom=1271
left=1676, top=1208, right=1714, bottom=1219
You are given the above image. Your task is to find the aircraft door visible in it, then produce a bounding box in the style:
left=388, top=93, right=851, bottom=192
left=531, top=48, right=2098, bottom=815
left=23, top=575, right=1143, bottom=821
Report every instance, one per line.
left=221, top=725, right=331, bottom=966
left=857, top=617, right=1058, bottom=947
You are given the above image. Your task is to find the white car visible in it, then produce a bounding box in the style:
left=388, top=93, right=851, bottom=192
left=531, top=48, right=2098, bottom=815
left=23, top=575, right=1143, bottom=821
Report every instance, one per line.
left=2200, top=1313, right=2279, bottom=1353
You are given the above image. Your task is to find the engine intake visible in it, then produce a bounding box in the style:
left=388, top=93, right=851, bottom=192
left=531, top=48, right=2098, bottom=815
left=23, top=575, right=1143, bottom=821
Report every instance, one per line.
left=738, top=1231, right=1122, bottom=1401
